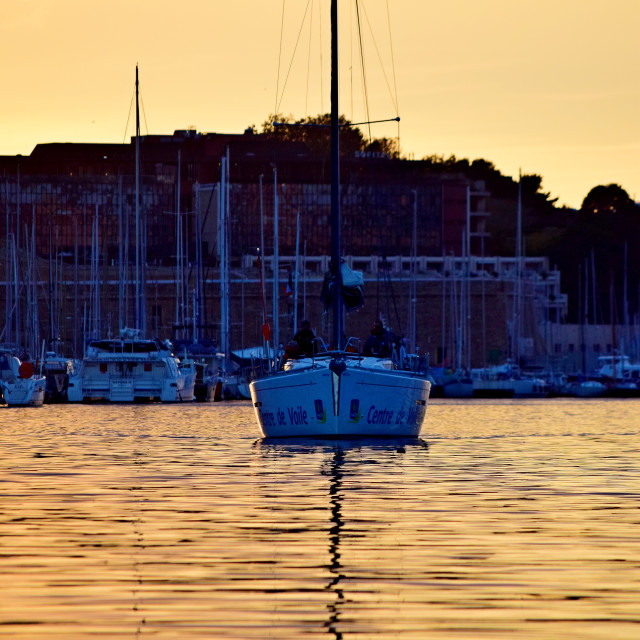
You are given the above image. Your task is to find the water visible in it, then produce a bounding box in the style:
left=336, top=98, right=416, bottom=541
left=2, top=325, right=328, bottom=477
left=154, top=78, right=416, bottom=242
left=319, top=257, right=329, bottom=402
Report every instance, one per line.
left=1, top=399, right=639, bottom=639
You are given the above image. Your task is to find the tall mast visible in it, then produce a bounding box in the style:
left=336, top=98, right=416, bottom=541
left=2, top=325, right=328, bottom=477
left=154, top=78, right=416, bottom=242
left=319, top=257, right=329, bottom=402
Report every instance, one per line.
left=195, top=181, right=203, bottom=341
left=513, top=175, right=523, bottom=363
left=272, top=165, right=279, bottom=351
left=16, top=166, right=20, bottom=347
left=134, top=64, right=144, bottom=334
left=330, top=0, right=342, bottom=349
left=175, top=151, right=182, bottom=327
left=4, top=180, right=11, bottom=343
left=117, top=177, right=124, bottom=332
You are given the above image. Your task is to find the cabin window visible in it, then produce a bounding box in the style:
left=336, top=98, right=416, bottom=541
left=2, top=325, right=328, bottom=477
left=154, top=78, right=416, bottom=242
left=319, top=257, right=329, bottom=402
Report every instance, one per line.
left=568, top=344, right=575, bottom=353
left=593, top=344, right=600, bottom=353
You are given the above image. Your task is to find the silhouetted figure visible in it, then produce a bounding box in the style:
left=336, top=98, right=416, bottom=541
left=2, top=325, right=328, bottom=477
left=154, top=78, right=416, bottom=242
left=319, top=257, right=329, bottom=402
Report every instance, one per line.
left=362, top=319, right=393, bottom=357
left=293, top=319, right=316, bottom=357
left=283, top=340, right=301, bottom=363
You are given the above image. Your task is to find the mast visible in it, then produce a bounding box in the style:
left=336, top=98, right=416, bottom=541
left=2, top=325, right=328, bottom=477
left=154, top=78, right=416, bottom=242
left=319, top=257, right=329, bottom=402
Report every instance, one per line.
left=16, top=166, right=21, bottom=347
left=135, top=65, right=140, bottom=331
left=118, top=177, right=123, bottom=332
left=330, top=0, right=342, bottom=349
left=220, top=148, right=231, bottom=373
left=259, top=173, right=266, bottom=316
left=195, top=178, right=203, bottom=341
left=5, top=180, right=11, bottom=343
left=294, top=211, right=300, bottom=333
left=175, top=151, right=183, bottom=328
left=409, top=190, right=417, bottom=353
left=272, top=165, right=279, bottom=351
left=512, top=176, right=523, bottom=364
left=48, top=218, right=54, bottom=348
left=74, top=217, right=78, bottom=356
left=134, top=64, right=146, bottom=335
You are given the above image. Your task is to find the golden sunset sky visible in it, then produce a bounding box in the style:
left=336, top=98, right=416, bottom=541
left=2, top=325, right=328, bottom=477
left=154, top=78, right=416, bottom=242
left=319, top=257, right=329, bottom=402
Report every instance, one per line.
left=2, top=0, right=638, bottom=208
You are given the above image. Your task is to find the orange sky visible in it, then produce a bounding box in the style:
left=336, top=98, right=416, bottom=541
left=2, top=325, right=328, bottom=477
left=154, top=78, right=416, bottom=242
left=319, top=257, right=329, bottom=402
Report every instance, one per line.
left=1, top=0, right=638, bottom=208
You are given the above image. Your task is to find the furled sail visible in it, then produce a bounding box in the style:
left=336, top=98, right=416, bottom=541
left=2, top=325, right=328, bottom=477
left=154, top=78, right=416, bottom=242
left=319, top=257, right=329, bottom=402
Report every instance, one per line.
left=321, top=262, right=364, bottom=312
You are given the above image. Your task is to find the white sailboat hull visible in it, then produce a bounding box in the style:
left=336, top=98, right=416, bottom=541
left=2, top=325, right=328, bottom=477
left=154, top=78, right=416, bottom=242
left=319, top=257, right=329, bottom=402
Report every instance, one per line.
left=250, top=357, right=430, bottom=438
left=2, top=376, right=46, bottom=407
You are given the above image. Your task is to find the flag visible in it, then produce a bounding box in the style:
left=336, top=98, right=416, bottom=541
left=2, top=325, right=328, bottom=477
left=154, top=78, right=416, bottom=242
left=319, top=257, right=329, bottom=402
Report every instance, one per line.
left=283, top=270, right=293, bottom=297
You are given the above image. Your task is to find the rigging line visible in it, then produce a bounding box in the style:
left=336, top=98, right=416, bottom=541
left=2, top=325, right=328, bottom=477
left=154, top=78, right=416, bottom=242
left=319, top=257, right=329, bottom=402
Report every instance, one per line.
left=349, top=0, right=354, bottom=121
left=140, top=94, right=149, bottom=135
left=123, top=95, right=134, bottom=143
left=385, top=0, right=401, bottom=154
left=354, top=0, right=372, bottom=142
left=318, top=0, right=324, bottom=112
left=386, top=0, right=399, bottom=117
left=275, top=0, right=314, bottom=115
left=305, top=0, right=313, bottom=116
left=275, top=0, right=286, bottom=115
left=360, top=0, right=398, bottom=115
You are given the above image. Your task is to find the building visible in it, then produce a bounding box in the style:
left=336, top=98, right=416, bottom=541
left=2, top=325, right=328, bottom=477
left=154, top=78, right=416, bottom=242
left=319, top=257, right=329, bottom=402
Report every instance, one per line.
left=0, top=129, right=567, bottom=367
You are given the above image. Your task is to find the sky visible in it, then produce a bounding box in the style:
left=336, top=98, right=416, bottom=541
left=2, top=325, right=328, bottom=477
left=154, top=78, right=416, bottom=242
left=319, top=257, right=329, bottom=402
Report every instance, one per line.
left=1, top=0, right=639, bottom=209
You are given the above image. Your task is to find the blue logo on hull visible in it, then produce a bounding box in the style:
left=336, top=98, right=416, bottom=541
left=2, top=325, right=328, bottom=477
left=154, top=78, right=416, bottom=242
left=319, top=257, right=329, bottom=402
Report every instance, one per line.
left=349, top=399, right=361, bottom=422
left=315, top=399, right=326, bottom=423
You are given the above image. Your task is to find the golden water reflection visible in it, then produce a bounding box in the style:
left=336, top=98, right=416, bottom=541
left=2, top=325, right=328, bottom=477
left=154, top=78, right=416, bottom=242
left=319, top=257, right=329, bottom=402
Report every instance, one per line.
left=1, top=399, right=639, bottom=638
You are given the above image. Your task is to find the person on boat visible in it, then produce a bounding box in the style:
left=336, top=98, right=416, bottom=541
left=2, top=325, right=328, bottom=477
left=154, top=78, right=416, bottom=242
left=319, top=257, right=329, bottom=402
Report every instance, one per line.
left=293, top=319, right=316, bottom=357
left=363, top=319, right=393, bottom=357
left=394, top=336, right=409, bottom=369
left=283, top=340, right=301, bottom=363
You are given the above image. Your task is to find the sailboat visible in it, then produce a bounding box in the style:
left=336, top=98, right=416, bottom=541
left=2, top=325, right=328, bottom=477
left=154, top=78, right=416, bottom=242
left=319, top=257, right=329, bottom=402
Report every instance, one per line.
left=249, top=0, right=431, bottom=438
left=0, top=349, right=45, bottom=407
left=67, top=67, right=195, bottom=404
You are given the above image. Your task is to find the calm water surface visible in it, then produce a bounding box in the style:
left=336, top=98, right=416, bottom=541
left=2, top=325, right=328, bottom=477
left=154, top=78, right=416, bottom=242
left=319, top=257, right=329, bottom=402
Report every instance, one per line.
left=1, top=399, right=639, bottom=639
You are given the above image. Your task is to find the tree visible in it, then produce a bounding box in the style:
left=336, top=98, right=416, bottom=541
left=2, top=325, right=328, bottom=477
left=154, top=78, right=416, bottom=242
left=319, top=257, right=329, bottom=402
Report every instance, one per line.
left=581, top=184, right=637, bottom=215
left=257, top=113, right=398, bottom=157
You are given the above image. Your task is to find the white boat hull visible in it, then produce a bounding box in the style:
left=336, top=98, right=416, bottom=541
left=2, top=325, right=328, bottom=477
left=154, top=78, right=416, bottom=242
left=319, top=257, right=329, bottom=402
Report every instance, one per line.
left=574, top=380, right=607, bottom=398
left=2, top=376, right=46, bottom=407
left=442, top=379, right=474, bottom=398
left=473, top=377, right=548, bottom=398
left=67, top=360, right=195, bottom=403
left=250, top=357, right=430, bottom=438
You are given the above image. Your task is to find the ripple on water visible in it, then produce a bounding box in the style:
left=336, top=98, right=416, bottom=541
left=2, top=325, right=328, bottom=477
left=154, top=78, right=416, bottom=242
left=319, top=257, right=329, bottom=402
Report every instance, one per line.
left=0, top=399, right=639, bottom=638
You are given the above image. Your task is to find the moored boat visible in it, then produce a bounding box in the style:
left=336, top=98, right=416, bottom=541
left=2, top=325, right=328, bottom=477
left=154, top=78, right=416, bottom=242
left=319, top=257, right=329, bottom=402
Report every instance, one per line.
left=67, top=330, right=195, bottom=403
left=249, top=0, right=431, bottom=438
left=42, top=351, right=73, bottom=403
left=251, top=345, right=430, bottom=437
left=0, top=352, right=45, bottom=407
left=471, top=362, right=548, bottom=398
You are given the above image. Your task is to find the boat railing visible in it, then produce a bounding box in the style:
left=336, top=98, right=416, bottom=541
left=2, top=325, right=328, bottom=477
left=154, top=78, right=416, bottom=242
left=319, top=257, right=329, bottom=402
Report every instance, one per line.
left=313, top=337, right=331, bottom=355
left=343, top=337, right=362, bottom=356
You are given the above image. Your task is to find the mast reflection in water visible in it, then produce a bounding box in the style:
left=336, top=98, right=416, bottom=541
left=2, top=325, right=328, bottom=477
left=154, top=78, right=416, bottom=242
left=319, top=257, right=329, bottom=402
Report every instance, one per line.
left=256, top=436, right=429, bottom=639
